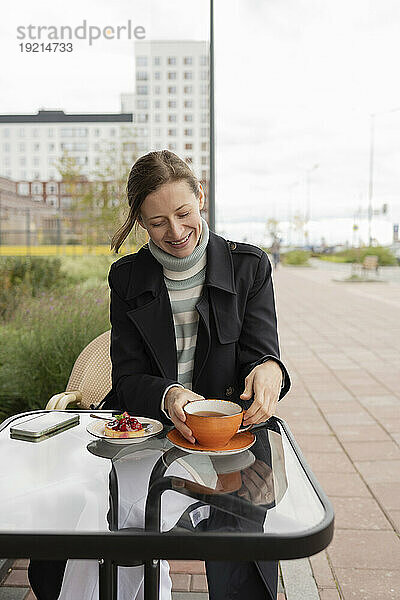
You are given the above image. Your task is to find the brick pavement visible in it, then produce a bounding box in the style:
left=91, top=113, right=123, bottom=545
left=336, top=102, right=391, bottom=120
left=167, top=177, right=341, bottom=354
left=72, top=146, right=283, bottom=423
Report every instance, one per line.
left=274, top=264, right=400, bottom=599
left=1, top=263, right=399, bottom=599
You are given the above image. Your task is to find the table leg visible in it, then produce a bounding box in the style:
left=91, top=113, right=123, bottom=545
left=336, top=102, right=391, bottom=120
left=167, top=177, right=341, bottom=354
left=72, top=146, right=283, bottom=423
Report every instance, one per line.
left=144, top=559, right=160, bottom=600
left=99, top=559, right=117, bottom=600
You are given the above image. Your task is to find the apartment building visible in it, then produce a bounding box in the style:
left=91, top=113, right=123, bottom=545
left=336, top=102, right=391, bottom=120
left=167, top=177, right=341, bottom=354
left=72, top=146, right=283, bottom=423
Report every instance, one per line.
left=121, top=40, right=210, bottom=184
left=0, top=109, right=134, bottom=182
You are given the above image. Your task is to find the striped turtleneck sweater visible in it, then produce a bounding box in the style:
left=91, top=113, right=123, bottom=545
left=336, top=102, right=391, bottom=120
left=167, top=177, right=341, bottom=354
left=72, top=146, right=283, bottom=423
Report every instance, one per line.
left=149, top=218, right=209, bottom=390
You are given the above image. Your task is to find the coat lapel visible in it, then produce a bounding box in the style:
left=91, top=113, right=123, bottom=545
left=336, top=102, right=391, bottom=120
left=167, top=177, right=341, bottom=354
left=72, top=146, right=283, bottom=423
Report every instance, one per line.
left=193, top=232, right=238, bottom=386
left=125, top=247, right=177, bottom=380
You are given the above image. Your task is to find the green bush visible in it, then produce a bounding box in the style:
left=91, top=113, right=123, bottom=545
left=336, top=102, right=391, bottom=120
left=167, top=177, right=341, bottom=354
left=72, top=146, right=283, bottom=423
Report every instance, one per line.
left=319, top=246, right=397, bottom=266
left=0, top=285, right=110, bottom=421
left=60, top=255, right=118, bottom=287
left=0, top=256, right=67, bottom=320
left=282, top=250, right=311, bottom=266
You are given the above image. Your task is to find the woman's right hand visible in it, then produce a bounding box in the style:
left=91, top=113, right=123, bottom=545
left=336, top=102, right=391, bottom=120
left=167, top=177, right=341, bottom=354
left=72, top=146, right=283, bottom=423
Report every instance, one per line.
left=165, top=386, right=205, bottom=443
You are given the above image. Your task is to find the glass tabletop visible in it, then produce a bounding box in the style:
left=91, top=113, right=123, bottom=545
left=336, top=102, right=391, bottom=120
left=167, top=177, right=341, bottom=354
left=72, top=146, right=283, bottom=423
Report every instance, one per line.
left=0, top=410, right=333, bottom=561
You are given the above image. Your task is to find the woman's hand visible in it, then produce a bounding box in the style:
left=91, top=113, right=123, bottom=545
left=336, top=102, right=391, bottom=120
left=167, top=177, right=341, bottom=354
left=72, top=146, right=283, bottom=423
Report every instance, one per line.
left=240, top=361, right=282, bottom=426
left=165, top=386, right=205, bottom=443
left=237, top=460, right=275, bottom=505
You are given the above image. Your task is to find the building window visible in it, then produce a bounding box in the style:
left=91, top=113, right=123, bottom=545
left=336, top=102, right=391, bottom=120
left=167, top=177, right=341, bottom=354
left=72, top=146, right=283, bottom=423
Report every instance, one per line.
left=154, top=100, right=161, bottom=108
left=201, top=113, right=208, bottom=123
left=19, top=143, right=25, bottom=152
left=19, top=157, right=26, bottom=166
left=168, top=100, right=177, bottom=108
left=184, top=129, right=193, bottom=136
left=33, top=157, right=40, bottom=167
left=168, top=72, right=177, bottom=80
left=48, top=128, right=54, bottom=137
left=200, top=85, right=208, bottom=95
left=48, top=143, right=55, bottom=151
left=184, top=114, right=193, bottom=122
left=184, top=100, right=193, bottom=108
left=201, top=70, right=209, bottom=80
left=3, top=143, right=10, bottom=152
left=168, top=86, right=176, bottom=94
left=94, top=129, right=101, bottom=136
left=33, top=172, right=41, bottom=180
left=2, top=129, right=10, bottom=137
left=200, top=98, right=208, bottom=109
left=201, top=128, right=209, bottom=137
left=154, top=86, right=161, bottom=95
left=184, top=56, right=192, bottom=65
left=168, top=129, right=177, bottom=136
left=201, top=156, right=208, bottom=165
left=137, top=128, right=148, bottom=137
left=110, top=128, right=116, bottom=136
left=136, top=71, right=148, bottom=80
left=201, top=142, right=208, bottom=151
left=3, top=157, right=10, bottom=166
left=136, top=56, right=148, bottom=66
left=154, top=128, right=162, bottom=137
left=32, top=128, right=39, bottom=137
left=154, top=56, right=161, bottom=65
left=168, top=115, right=177, bottom=122
left=168, top=142, right=177, bottom=150
left=184, top=72, right=193, bottom=80
left=154, top=114, right=161, bottom=123
left=18, top=128, right=25, bottom=137
left=33, top=143, right=40, bottom=152
left=184, top=86, right=193, bottom=94
left=154, top=71, right=161, bottom=80
left=137, top=85, right=148, bottom=95
left=200, top=55, right=208, bottom=66
left=185, top=143, right=193, bottom=150
left=61, top=128, right=87, bottom=137
left=168, top=56, right=176, bottom=65
left=20, top=170, right=27, bottom=179
left=138, top=114, right=148, bottom=123
left=201, top=170, right=208, bottom=180
left=137, top=99, right=149, bottom=109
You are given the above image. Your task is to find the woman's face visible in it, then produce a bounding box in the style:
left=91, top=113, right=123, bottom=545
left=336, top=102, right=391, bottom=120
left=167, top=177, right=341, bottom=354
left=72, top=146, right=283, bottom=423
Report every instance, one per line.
left=139, top=180, right=205, bottom=258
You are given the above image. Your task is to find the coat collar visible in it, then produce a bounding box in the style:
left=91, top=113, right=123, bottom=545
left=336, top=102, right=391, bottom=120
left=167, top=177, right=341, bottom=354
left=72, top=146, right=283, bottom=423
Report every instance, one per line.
left=125, top=230, right=236, bottom=300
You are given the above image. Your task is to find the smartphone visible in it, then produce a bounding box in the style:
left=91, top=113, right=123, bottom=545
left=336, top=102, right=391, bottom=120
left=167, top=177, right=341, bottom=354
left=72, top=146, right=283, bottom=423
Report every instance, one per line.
left=10, top=412, right=80, bottom=439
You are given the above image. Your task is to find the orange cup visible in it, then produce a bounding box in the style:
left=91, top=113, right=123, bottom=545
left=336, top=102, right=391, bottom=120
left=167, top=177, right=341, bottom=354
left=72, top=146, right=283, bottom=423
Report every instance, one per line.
left=184, top=399, right=248, bottom=448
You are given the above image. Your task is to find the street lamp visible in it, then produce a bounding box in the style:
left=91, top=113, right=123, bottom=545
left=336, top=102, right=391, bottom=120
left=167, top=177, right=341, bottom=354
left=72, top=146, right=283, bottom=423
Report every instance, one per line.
left=368, top=107, right=400, bottom=246
left=305, top=163, right=319, bottom=223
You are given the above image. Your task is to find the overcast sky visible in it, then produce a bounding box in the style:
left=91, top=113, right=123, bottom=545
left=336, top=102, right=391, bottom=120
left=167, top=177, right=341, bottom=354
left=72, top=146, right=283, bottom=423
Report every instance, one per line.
left=1, top=0, right=400, bottom=240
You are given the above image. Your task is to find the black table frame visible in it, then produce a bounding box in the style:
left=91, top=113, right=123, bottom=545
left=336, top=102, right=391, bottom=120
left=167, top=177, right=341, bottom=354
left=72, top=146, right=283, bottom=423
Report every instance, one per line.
left=0, top=411, right=334, bottom=600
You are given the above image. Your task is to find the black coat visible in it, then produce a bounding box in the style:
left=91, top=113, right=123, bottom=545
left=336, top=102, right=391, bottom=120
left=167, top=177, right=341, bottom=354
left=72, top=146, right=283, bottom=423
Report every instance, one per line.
left=103, top=230, right=290, bottom=419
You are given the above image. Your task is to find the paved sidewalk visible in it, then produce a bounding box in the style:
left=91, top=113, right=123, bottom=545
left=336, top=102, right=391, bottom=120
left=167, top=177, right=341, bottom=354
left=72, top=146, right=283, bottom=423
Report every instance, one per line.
left=274, top=264, right=400, bottom=599
left=1, top=263, right=399, bottom=599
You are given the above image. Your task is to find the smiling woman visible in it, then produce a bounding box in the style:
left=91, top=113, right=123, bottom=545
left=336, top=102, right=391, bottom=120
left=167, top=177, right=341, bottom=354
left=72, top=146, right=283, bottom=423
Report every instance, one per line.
left=97, top=149, right=290, bottom=600
left=138, top=181, right=204, bottom=256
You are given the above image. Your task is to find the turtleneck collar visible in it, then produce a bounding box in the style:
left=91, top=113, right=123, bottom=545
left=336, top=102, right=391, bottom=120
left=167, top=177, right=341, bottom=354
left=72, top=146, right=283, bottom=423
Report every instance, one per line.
left=148, top=217, right=209, bottom=273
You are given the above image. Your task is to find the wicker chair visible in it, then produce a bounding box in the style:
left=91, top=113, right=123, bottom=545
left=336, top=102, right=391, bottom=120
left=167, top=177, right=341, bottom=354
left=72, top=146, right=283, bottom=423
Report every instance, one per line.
left=46, top=330, right=112, bottom=410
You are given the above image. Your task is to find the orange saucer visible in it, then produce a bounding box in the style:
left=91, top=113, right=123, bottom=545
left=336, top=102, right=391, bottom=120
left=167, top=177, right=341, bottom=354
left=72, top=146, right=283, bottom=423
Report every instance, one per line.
left=167, top=428, right=255, bottom=455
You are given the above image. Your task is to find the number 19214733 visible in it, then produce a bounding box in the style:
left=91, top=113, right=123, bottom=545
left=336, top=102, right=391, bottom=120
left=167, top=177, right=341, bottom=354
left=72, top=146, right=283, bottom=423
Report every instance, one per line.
left=19, top=42, right=73, bottom=52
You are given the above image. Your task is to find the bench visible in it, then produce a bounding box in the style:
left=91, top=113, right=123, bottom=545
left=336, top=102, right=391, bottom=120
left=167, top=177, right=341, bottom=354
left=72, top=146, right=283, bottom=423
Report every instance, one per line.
left=352, top=254, right=379, bottom=278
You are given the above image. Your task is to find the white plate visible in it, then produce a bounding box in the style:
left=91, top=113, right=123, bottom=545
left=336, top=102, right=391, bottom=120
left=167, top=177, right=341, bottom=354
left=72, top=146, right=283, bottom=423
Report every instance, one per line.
left=86, top=417, right=163, bottom=445
left=168, top=438, right=256, bottom=456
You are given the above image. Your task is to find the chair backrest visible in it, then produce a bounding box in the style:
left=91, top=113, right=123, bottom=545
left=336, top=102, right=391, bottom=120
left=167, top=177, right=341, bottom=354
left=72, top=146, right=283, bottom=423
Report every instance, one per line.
left=66, top=330, right=112, bottom=409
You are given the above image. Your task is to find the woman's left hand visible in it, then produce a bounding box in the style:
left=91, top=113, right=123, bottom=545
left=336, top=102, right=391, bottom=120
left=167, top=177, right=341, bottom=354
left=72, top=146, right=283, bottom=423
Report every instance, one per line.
left=240, top=361, right=282, bottom=426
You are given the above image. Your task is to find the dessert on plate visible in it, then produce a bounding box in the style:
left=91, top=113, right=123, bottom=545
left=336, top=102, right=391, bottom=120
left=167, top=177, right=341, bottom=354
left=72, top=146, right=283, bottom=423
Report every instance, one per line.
left=104, top=412, right=145, bottom=438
